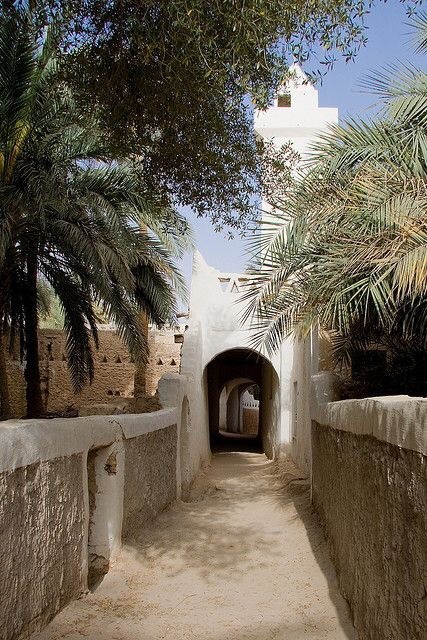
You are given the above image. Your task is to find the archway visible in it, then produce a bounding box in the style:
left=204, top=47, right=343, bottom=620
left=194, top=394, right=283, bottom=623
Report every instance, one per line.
left=205, top=348, right=280, bottom=456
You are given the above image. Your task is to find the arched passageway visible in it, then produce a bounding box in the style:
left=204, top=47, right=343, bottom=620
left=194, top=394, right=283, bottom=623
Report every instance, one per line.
left=206, top=348, right=279, bottom=456
left=219, top=380, right=260, bottom=437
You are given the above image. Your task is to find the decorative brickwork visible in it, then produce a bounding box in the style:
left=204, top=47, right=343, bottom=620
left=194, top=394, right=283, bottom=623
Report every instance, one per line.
left=6, top=327, right=183, bottom=417
left=145, top=328, right=183, bottom=395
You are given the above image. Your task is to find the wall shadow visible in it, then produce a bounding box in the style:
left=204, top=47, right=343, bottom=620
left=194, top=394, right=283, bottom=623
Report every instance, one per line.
left=34, top=453, right=356, bottom=640
left=270, top=457, right=356, bottom=639
left=211, top=431, right=263, bottom=454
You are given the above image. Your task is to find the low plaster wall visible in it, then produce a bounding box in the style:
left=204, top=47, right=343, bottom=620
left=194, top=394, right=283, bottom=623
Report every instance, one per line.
left=0, top=454, right=86, bottom=640
left=123, top=425, right=177, bottom=540
left=0, top=390, right=189, bottom=640
left=311, top=379, right=427, bottom=639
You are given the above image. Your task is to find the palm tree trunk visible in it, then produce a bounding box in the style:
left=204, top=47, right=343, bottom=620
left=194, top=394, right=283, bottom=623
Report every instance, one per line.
left=134, top=221, right=149, bottom=398
left=24, top=249, right=43, bottom=418
left=0, top=263, right=12, bottom=420
left=134, top=312, right=148, bottom=397
left=0, top=327, right=12, bottom=419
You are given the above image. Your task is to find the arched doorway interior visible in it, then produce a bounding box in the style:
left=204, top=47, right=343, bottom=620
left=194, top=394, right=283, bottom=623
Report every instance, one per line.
left=206, top=348, right=279, bottom=456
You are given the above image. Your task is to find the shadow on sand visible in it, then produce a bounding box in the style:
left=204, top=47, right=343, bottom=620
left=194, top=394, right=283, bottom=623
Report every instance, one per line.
left=33, top=452, right=356, bottom=640
left=120, top=451, right=356, bottom=638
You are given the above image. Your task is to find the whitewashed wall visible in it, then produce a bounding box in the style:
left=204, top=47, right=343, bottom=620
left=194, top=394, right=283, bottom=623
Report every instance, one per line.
left=0, top=373, right=198, bottom=640
left=311, top=374, right=427, bottom=639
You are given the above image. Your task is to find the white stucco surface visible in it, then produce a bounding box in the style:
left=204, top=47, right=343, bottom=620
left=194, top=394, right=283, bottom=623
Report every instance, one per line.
left=0, top=409, right=178, bottom=473
left=254, top=64, right=338, bottom=157
left=157, top=373, right=197, bottom=495
left=178, top=66, right=339, bottom=474
left=311, top=372, right=427, bottom=454
left=86, top=440, right=125, bottom=571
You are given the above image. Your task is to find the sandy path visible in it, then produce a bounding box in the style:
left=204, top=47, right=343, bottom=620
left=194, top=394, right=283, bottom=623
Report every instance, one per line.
left=33, top=453, right=356, bottom=640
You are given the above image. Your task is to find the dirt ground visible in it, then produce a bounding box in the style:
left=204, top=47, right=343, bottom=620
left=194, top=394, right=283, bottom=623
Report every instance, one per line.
left=33, top=453, right=357, bottom=640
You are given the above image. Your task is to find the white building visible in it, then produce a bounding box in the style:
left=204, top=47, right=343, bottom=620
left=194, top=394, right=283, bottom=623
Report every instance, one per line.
left=179, top=65, right=338, bottom=478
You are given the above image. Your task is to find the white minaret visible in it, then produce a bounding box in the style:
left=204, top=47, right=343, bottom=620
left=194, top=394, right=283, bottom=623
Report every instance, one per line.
left=254, top=63, right=338, bottom=159
left=252, top=65, right=339, bottom=473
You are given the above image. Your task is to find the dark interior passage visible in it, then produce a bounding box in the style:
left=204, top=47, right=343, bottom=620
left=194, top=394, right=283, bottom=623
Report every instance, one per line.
left=206, top=348, right=278, bottom=455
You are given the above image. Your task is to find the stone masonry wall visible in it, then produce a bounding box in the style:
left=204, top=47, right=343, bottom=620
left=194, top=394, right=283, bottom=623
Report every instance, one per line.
left=122, top=424, right=178, bottom=541
left=0, top=454, right=86, bottom=640
left=6, top=327, right=182, bottom=417
left=0, top=408, right=185, bottom=640
left=312, top=422, right=427, bottom=640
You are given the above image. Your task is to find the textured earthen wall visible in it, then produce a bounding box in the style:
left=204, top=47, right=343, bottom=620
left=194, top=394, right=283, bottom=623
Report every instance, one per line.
left=241, top=407, right=259, bottom=435
left=318, top=333, right=334, bottom=371
left=122, top=424, right=178, bottom=541
left=0, top=454, right=85, bottom=639
left=145, top=328, right=182, bottom=395
left=0, top=409, right=184, bottom=640
left=6, top=361, right=26, bottom=417
left=312, top=422, right=427, bottom=640
left=6, top=328, right=182, bottom=417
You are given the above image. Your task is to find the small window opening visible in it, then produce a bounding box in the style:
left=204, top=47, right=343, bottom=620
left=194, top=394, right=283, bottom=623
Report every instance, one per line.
left=219, top=278, right=230, bottom=291
left=278, top=93, right=291, bottom=107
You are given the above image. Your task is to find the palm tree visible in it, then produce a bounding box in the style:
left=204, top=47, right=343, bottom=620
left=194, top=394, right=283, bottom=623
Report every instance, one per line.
left=244, top=14, right=427, bottom=394
left=0, top=12, right=191, bottom=418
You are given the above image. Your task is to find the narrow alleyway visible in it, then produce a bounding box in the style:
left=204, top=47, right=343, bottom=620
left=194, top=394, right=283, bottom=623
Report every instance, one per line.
left=33, top=454, right=356, bottom=640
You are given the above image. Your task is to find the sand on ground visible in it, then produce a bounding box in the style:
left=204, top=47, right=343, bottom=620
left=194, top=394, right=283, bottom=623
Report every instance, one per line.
left=33, top=452, right=357, bottom=640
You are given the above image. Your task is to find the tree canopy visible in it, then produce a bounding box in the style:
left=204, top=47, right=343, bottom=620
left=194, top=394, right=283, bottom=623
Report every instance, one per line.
left=243, top=12, right=427, bottom=395
left=4, top=0, right=422, bottom=232
left=0, top=11, right=191, bottom=417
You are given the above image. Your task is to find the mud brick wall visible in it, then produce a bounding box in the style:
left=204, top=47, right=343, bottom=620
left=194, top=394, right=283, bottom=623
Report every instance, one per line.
left=6, top=327, right=183, bottom=417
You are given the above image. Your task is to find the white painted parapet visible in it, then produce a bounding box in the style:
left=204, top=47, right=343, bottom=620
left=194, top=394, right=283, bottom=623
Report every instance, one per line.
left=311, top=371, right=427, bottom=455
left=310, top=372, right=427, bottom=639
left=0, top=410, right=178, bottom=473
left=0, top=387, right=194, bottom=640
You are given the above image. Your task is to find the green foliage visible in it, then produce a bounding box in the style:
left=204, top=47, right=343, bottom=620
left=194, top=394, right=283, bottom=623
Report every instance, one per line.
left=244, top=13, right=427, bottom=395
left=4, top=0, right=421, bottom=232
left=259, top=141, right=300, bottom=210
left=38, top=281, right=63, bottom=328
left=0, top=11, right=190, bottom=401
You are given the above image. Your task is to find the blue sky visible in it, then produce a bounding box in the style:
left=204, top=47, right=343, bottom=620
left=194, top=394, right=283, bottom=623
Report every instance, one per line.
left=178, top=1, right=425, bottom=298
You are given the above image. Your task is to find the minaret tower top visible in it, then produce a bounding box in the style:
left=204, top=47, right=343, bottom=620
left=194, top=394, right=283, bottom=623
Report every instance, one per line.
left=254, top=63, right=338, bottom=158
left=275, top=63, right=319, bottom=110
